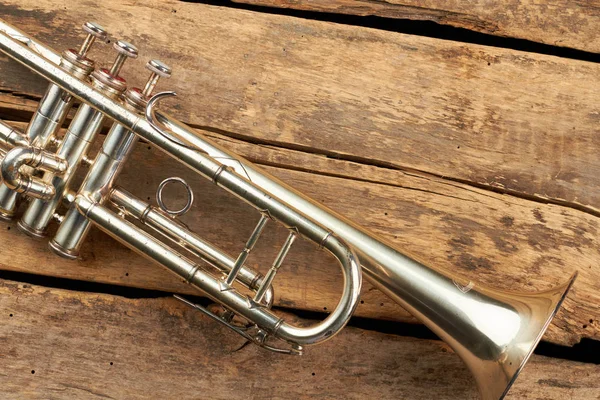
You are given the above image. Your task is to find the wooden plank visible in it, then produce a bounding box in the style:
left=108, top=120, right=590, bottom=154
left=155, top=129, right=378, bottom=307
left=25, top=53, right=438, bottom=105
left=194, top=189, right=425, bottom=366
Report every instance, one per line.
left=0, top=1, right=598, bottom=346
left=0, top=119, right=597, bottom=347
left=233, top=0, right=600, bottom=54
left=1, top=278, right=598, bottom=399
left=0, top=1, right=599, bottom=213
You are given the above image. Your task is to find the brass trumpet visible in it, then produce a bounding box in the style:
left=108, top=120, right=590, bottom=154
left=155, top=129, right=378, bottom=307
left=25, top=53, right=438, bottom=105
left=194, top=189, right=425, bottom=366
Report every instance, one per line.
left=0, top=19, right=575, bottom=400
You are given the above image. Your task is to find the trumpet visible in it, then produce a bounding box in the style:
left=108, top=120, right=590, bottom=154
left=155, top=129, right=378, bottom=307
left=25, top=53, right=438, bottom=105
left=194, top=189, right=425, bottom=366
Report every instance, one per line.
left=0, top=19, right=576, bottom=400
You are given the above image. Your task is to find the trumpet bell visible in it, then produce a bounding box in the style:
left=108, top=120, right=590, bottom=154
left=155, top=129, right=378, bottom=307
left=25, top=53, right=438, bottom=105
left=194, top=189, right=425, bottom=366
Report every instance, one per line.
left=461, top=272, right=577, bottom=400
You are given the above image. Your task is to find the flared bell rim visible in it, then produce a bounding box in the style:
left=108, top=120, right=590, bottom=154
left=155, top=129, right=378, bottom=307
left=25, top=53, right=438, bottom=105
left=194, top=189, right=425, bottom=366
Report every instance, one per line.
left=498, top=271, right=577, bottom=400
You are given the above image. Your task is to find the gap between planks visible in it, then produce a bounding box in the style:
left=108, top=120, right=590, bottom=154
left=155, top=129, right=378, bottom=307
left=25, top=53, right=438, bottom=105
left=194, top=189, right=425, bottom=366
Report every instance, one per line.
left=226, top=0, right=600, bottom=56
left=2, top=268, right=599, bottom=366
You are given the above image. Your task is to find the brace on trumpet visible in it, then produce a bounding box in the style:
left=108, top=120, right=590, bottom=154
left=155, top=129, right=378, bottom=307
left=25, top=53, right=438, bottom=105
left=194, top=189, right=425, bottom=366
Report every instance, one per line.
left=0, top=19, right=576, bottom=400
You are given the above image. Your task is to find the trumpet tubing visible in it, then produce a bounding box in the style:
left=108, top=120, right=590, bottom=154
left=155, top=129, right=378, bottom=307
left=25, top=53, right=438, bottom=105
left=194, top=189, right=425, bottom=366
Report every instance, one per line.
left=0, top=19, right=362, bottom=356
left=0, top=18, right=576, bottom=400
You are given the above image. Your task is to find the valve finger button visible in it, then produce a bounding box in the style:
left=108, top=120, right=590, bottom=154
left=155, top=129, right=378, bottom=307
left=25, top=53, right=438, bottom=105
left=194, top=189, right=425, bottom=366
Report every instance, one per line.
left=82, top=22, right=107, bottom=40
left=109, top=40, right=138, bottom=77
left=126, top=60, right=173, bottom=109
left=61, top=22, right=107, bottom=77
left=114, top=40, right=138, bottom=58
left=77, top=22, right=108, bottom=58
left=141, top=59, right=172, bottom=98
left=147, top=59, right=172, bottom=78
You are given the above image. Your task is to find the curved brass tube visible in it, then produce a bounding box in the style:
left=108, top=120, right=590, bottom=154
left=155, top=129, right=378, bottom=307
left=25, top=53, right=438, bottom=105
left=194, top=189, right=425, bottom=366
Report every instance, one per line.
left=1, top=146, right=67, bottom=200
left=75, top=194, right=361, bottom=347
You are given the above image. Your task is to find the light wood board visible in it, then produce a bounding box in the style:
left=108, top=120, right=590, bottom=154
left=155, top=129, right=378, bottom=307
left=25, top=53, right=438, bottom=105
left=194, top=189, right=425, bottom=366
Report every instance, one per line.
left=0, top=1, right=596, bottom=347
left=233, top=0, right=600, bottom=54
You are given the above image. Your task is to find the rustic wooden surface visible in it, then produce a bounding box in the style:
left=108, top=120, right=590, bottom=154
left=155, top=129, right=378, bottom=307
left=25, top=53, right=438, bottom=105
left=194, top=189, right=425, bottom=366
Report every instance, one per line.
left=0, top=1, right=598, bottom=398
left=0, top=279, right=598, bottom=400
left=2, top=1, right=600, bottom=211
left=233, top=0, right=600, bottom=54
left=0, top=0, right=597, bottom=346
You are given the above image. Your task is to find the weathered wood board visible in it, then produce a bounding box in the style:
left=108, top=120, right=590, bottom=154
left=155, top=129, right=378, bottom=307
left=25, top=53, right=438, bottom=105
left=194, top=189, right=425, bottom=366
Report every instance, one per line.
left=234, top=0, right=600, bottom=54
left=0, top=2, right=598, bottom=398
left=0, top=279, right=599, bottom=400
left=0, top=0, right=597, bottom=346
left=0, top=0, right=599, bottom=213
left=0, top=120, right=597, bottom=347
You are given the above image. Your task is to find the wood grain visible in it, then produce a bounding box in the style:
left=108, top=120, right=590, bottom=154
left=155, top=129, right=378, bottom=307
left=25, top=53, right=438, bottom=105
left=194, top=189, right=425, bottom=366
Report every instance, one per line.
left=0, top=3, right=597, bottom=399
left=0, top=120, right=597, bottom=347
left=233, top=0, right=600, bottom=54
left=0, top=1, right=598, bottom=346
left=1, top=278, right=598, bottom=400
left=0, top=0, right=599, bottom=213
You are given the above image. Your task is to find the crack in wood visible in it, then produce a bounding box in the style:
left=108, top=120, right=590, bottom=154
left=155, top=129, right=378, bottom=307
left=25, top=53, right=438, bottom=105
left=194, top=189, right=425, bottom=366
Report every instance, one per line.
left=196, top=127, right=600, bottom=220
left=345, top=0, right=501, bottom=33
left=57, top=384, right=117, bottom=399
left=0, top=102, right=597, bottom=221
left=221, top=0, right=600, bottom=57
left=2, top=275, right=599, bottom=365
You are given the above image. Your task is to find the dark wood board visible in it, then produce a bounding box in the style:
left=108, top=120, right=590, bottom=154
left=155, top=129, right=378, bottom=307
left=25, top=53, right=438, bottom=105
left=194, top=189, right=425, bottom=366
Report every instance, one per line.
left=1, top=279, right=599, bottom=399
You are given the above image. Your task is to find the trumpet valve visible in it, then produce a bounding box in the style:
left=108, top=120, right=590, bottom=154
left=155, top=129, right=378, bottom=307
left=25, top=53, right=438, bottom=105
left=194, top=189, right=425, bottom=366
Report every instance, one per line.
left=61, top=22, right=108, bottom=79
left=78, top=22, right=108, bottom=57
left=109, top=40, right=138, bottom=77
left=143, top=59, right=172, bottom=97
left=124, top=60, right=172, bottom=111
